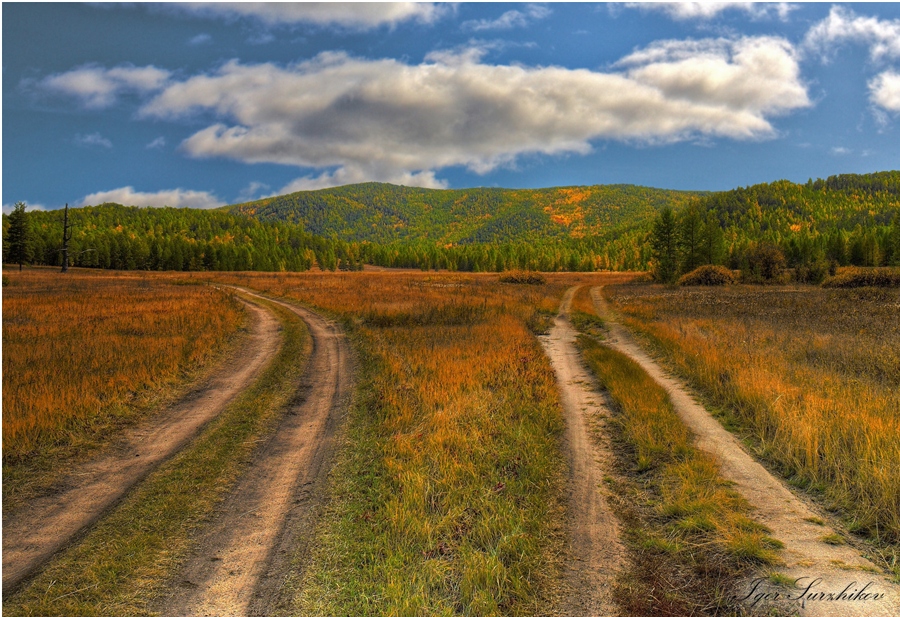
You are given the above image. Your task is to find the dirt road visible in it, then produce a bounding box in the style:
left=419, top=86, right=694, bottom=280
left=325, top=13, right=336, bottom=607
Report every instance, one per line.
left=2, top=297, right=281, bottom=594
left=155, top=290, right=353, bottom=617
left=539, top=287, right=625, bottom=617
left=590, top=286, right=900, bottom=616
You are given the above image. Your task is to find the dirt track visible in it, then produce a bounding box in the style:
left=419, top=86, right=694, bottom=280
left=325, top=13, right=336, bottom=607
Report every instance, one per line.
left=2, top=297, right=281, bottom=595
left=539, top=287, right=625, bottom=617
left=590, top=286, right=900, bottom=617
left=155, top=289, right=352, bottom=617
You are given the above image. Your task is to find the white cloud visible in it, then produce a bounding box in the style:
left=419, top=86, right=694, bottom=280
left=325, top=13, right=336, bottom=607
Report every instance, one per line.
left=188, top=33, right=212, bottom=45
left=79, top=186, right=226, bottom=209
left=138, top=37, right=809, bottom=189
left=870, top=70, right=900, bottom=112
left=805, top=6, right=900, bottom=61
left=830, top=146, right=851, bottom=155
left=146, top=136, right=167, bottom=149
left=37, top=64, right=171, bottom=108
left=2, top=202, right=48, bottom=215
left=462, top=5, right=551, bottom=32
left=75, top=132, right=113, bottom=148
left=625, top=3, right=795, bottom=21
left=167, top=2, right=443, bottom=29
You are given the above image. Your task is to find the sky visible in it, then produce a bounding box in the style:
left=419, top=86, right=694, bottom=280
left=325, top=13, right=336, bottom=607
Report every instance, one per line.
left=3, top=2, right=900, bottom=213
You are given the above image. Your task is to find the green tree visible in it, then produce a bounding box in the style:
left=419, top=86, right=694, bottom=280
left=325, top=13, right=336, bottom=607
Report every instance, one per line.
left=651, top=207, right=679, bottom=283
left=677, top=204, right=704, bottom=273
left=699, top=210, right=725, bottom=266
left=4, top=202, right=33, bottom=271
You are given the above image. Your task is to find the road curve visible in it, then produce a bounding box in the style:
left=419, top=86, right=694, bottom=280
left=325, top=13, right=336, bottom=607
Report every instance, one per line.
left=539, top=286, right=625, bottom=617
left=156, top=289, right=353, bottom=617
left=2, top=296, right=281, bottom=595
left=590, top=286, right=900, bottom=617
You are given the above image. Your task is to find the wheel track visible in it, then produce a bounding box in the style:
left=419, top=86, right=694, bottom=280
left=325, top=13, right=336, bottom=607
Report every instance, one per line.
left=2, top=296, right=280, bottom=595
left=590, top=285, right=900, bottom=616
left=539, top=286, right=625, bottom=617
left=155, top=289, right=352, bottom=617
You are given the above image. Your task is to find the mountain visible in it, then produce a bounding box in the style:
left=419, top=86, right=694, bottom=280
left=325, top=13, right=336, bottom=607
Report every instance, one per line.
left=226, top=183, right=702, bottom=245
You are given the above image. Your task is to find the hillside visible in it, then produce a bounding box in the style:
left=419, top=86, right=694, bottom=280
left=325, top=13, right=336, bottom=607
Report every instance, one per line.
left=226, top=183, right=702, bottom=244
left=5, top=173, right=897, bottom=273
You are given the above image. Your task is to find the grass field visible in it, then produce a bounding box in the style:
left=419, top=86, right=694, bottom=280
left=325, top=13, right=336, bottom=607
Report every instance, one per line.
left=604, top=283, right=900, bottom=553
left=205, top=271, right=595, bottom=615
left=4, top=296, right=309, bottom=617
left=2, top=268, right=244, bottom=510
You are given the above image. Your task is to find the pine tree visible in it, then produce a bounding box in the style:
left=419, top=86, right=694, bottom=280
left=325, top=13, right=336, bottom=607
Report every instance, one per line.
left=651, top=207, right=679, bottom=283
left=5, top=202, right=33, bottom=271
left=677, top=204, right=704, bottom=273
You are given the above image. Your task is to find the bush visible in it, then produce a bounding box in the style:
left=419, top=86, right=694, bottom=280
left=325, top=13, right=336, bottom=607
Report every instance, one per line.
left=822, top=267, right=900, bottom=288
left=793, top=259, right=830, bottom=284
left=498, top=271, right=546, bottom=285
left=678, top=265, right=736, bottom=286
left=742, top=243, right=786, bottom=283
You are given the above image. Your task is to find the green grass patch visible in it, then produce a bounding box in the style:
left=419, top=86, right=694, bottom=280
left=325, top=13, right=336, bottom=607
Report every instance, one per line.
left=576, top=334, right=783, bottom=615
left=277, top=316, right=568, bottom=616
left=3, top=297, right=310, bottom=617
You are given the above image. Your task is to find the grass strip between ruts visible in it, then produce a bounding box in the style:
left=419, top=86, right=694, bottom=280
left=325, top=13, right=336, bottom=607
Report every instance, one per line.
left=575, top=324, right=783, bottom=616
left=3, top=295, right=310, bottom=617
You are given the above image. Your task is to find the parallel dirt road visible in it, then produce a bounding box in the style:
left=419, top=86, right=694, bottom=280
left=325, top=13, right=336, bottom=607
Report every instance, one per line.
left=539, top=287, right=625, bottom=617
left=590, top=286, right=900, bottom=617
left=156, top=289, right=353, bottom=617
left=2, top=297, right=281, bottom=594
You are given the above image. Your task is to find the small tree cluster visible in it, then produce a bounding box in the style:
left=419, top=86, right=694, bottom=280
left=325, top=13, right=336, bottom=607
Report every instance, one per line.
left=650, top=204, right=725, bottom=283
left=3, top=202, right=33, bottom=271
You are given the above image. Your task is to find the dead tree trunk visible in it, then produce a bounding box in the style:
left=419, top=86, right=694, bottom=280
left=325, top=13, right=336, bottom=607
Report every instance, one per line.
left=61, top=203, right=72, bottom=273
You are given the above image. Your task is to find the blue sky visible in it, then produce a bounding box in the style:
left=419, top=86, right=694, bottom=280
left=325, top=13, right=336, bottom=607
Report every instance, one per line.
left=3, top=2, right=900, bottom=212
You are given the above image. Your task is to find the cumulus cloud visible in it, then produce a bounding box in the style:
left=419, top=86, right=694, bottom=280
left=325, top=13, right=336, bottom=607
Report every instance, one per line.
left=79, top=186, right=226, bottom=209
left=870, top=70, right=900, bottom=112
left=75, top=132, right=113, bottom=148
left=137, top=36, right=808, bottom=188
left=166, top=2, right=443, bottom=29
left=36, top=63, right=171, bottom=108
left=625, top=3, right=795, bottom=21
left=462, top=4, right=551, bottom=32
left=805, top=6, right=900, bottom=61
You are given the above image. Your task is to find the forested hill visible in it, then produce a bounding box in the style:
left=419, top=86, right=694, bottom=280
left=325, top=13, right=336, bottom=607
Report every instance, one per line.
left=4, top=172, right=897, bottom=273
left=227, top=183, right=702, bottom=244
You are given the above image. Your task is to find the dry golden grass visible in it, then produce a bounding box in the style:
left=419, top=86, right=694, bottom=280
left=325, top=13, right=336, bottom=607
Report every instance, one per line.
left=2, top=268, right=243, bottom=465
left=199, top=271, right=615, bottom=615
left=605, top=283, right=900, bottom=544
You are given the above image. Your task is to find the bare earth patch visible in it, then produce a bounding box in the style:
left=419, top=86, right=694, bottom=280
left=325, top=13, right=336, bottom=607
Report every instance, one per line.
left=539, top=286, right=626, bottom=617
left=2, top=298, right=280, bottom=594
left=591, top=286, right=900, bottom=617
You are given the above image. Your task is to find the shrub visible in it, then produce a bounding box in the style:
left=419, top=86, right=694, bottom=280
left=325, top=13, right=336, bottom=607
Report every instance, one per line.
left=678, top=265, right=736, bottom=286
left=822, top=267, right=900, bottom=288
left=498, top=271, right=546, bottom=285
left=741, top=243, right=786, bottom=283
left=793, top=259, right=830, bottom=284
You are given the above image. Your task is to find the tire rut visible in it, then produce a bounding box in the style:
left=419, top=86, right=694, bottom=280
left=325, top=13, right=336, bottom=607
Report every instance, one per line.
left=155, top=289, right=352, bottom=617
left=2, top=297, right=281, bottom=595
left=590, top=286, right=900, bottom=616
left=539, top=286, right=625, bottom=617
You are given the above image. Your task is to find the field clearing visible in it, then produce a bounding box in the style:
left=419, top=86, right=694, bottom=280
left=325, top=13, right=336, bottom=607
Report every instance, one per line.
left=2, top=268, right=244, bottom=508
left=199, top=271, right=611, bottom=615
left=604, top=283, right=900, bottom=549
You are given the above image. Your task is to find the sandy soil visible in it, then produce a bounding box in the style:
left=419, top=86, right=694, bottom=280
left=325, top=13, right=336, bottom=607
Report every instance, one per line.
left=2, top=297, right=281, bottom=594
left=155, top=289, right=353, bottom=617
left=539, top=287, right=626, bottom=617
left=590, top=286, right=900, bottom=617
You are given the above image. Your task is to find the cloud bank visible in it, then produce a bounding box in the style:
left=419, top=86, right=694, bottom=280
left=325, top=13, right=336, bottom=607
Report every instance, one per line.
left=166, top=2, right=443, bottom=29
left=805, top=6, right=900, bottom=61
left=38, top=64, right=171, bottom=109
left=79, top=186, right=225, bottom=209
left=625, top=3, right=795, bottom=22
left=134, top=36, right=808, bottom=188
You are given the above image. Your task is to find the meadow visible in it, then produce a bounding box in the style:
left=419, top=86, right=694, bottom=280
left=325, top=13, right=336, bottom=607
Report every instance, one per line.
left=203, top=271, right=594, bottom=615
left=604, top=283, right=900, bottom=555
left=2, top=269, right=244, bottom=509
